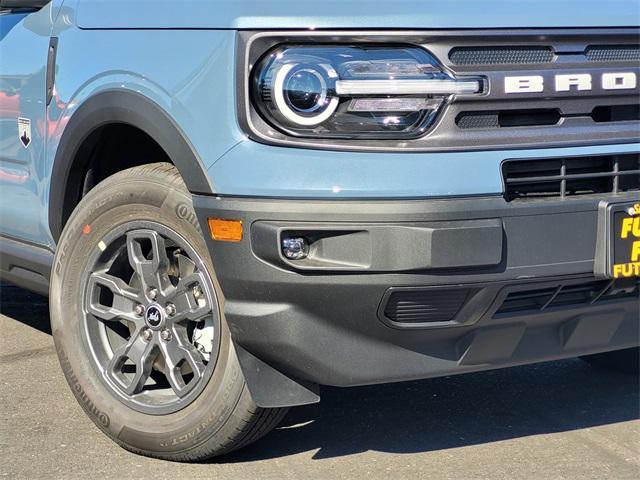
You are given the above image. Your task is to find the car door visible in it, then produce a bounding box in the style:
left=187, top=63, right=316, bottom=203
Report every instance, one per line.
left=0, top=1, right=54, bottom=245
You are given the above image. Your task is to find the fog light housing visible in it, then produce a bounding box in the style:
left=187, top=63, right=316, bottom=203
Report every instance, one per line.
left=282, top=237, right=309, bottom=260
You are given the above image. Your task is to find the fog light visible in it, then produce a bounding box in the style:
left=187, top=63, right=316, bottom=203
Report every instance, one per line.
left=282, top=237, right=308, bottom=260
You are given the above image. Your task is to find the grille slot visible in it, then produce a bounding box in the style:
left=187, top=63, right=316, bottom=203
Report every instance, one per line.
left=383, top=289, right=469, bottom=324
left=457, top=109, right=561, bottom=129
left=502, top=154, right=640, bottom=201
left=495, top=278, right=640, bottom=316
left=449, top=46, right=554, bottom=65
left=586, top=45, right=640, bottom=62
left=591, top=104, right=640, bottom=123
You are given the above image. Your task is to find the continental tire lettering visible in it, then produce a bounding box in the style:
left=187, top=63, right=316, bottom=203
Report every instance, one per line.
left=57, top=344, right=110, bottom=428
left=175, top=202, right=196, bottom=224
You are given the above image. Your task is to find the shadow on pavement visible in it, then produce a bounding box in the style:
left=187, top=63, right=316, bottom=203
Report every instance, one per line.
left=1, top=283, right=638, bottom=462
left=0, top=283, right=51, bottom=334
left=227, top=361, right=639, bottom=462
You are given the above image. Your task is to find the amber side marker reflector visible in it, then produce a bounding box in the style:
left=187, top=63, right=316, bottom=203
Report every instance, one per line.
left=208, top=218, right=243, bottom=242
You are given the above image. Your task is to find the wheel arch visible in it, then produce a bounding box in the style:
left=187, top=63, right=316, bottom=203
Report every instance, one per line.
left=48, top=89, right=214, bottom=242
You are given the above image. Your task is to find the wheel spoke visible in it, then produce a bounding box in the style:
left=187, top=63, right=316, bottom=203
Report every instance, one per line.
left=106, top=333, right=157, bottom=396
left=176, top=252, right=196, bottom=279
left=126, top=231, right=171, bottom=296
left=86, top=272, right=142, bottom=322
left=159, top=329, right=206, bottom=397
left=167, top=271, right=211, bottom=322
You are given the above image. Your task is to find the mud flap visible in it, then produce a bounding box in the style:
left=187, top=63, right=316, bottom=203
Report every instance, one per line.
left=234, top=344, right=320, bottom=408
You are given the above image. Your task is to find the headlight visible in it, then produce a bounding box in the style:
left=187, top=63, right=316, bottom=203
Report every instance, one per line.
left=251, top=45, right=483, bottom=139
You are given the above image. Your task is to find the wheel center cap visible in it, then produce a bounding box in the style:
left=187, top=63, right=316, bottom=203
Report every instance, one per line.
left=145, top=304, right=165, bottom=329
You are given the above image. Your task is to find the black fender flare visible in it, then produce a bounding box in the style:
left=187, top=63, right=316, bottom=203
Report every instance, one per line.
left=48, top=89, right=213, bottom=241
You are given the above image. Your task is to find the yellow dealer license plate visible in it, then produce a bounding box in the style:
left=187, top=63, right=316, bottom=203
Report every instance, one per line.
left=608, top=202, right=640, bottom=278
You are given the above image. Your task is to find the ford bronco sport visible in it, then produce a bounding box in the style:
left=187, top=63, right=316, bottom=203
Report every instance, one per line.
left=0, top=0, right=639, bottom=461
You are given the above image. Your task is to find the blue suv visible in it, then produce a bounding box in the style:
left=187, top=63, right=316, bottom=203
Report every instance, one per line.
left=1, top=0, right=639, bottom=460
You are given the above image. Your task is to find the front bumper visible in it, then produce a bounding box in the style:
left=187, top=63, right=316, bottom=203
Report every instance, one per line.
left=194, top=192, right=640, bottom=399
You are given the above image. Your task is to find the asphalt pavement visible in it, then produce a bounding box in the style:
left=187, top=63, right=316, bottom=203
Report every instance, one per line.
left=1, top=283, right=639, bottom=480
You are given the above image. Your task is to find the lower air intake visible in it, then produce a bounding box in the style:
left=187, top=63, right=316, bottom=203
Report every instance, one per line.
left=495, top=278, right=639, bottom=316
left=502, top=153, right=640, bottom=201
left=383, top=288, right=470, bottom=325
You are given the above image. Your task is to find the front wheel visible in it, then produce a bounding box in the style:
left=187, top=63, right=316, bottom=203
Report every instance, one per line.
left=50, top=163, right=287, bottom=460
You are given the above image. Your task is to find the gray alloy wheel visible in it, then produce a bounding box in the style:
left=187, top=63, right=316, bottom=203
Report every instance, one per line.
left=81, top=222, right=220, bottom=415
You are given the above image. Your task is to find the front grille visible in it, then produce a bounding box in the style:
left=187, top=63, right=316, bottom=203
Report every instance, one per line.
left=502, top=153, right=640, bottom=201
left=438, top=30, right=640, bottom=150
left=383, top=288, right=469, bottom=324
left=449, top=46, right=554, bottom=65
left=495, top=278, right=640, bottom=315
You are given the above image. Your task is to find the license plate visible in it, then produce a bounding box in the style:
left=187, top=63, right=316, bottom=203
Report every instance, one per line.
left=601, top=201, right=640, bottom=279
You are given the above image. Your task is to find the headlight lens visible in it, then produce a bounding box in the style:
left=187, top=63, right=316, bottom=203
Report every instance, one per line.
left=283, top=67, right=327, bottom=113
left=251, top=45, right=482, bottom=139
left=273, top=63, right=339, bottom=126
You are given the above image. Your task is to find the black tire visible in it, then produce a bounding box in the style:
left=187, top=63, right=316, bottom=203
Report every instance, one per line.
left=50, top=163, right=287, bottom=461
left=580, top=347, right=640, bottom=375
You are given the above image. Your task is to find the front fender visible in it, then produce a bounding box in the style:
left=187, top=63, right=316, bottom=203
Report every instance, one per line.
left=47, top=89, right=214, bottom=241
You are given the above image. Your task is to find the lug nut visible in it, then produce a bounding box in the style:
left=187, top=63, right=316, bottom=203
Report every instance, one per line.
left=134, top=304, right=145, bottom=317
left=165, top=303, right=176, bottom=316
left=160, top=329, right=172, bottom=342
left=148, top=287, right=158, bottom=301
left=142, top=329, right=153, bottom=342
